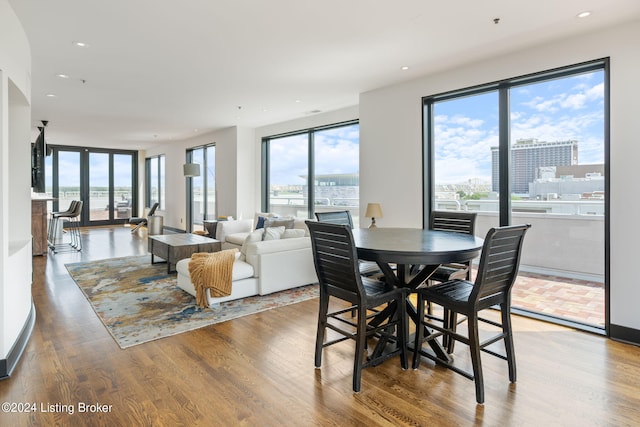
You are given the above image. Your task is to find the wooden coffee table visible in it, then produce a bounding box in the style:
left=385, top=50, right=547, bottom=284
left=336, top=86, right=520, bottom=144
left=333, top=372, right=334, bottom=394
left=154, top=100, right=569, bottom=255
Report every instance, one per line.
left=148, top=234, right=222, bottom=273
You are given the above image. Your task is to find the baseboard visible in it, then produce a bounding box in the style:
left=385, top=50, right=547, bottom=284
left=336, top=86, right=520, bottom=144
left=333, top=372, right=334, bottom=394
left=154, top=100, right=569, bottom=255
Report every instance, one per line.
left=0, top=301, right=36, bottom=380
left=610, top=323, right=640, bottom=347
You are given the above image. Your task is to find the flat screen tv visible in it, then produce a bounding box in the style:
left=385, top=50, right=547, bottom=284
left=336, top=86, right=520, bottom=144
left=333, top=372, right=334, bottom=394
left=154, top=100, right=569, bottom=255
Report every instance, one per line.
left=31, top=124, right=47, bottom=193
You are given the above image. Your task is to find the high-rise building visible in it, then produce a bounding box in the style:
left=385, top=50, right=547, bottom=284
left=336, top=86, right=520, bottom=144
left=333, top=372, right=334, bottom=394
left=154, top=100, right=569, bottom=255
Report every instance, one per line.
left=491, top=139, right=578, bottom=195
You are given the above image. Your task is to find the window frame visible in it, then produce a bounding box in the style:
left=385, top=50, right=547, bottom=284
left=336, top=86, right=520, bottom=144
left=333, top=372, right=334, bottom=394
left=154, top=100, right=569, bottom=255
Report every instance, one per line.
left=422, top=58, right=610, bottom=332
left=261, top=119, right=359, bottom=219
left=145, top=154, right=165, bottom=211
left=186, top=143, right=216, bottom=232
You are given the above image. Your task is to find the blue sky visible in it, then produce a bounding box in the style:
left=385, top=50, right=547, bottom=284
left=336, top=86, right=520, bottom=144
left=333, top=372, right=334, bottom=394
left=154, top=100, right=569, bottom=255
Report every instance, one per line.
left=434, top=71, right=605, bottom=185
left=269, top=123, right=359, bottom=186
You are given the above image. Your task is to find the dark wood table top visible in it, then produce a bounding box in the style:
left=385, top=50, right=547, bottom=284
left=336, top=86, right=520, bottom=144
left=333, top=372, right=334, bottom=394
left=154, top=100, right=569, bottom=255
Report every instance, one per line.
left=352, top=228, right=484, bottom=266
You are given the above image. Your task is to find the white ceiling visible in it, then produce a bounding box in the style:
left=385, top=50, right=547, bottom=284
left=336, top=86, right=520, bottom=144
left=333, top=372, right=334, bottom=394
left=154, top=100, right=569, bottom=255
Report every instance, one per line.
left=9, top=0, right=640, bottom=150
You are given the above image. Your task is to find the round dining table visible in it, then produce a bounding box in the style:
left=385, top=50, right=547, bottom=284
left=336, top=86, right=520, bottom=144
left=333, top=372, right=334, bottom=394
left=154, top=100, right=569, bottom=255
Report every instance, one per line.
left=351, top=227, right=484, bottom=361
left=352, top=227, right=484, bottom=289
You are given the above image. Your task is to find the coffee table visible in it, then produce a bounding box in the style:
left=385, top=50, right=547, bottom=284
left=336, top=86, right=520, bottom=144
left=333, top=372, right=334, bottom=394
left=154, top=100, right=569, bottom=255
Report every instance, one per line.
left=148, top=234, right=222, bottom=273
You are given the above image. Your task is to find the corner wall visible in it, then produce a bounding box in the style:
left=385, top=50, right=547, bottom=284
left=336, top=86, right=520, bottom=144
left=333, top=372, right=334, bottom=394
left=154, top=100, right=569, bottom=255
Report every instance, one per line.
left=0, top=0, right=34, bottom=378
left=359, top=20, right=640, bottom=338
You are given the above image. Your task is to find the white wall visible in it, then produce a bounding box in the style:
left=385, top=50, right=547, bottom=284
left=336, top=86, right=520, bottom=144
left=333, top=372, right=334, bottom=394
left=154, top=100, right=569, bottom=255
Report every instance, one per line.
left=145, top=126, right=256, bottom=228
left=359, top=20, right=640, bottom=332
left=0, top=0, right=33, bottom=363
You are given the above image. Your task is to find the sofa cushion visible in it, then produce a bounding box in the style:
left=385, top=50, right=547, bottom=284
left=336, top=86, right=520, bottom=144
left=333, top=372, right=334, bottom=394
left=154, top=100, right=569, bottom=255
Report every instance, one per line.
left=264, top=217, right=295, bottom=229
left=176, top=256, right=254, bottom=281
left=263, top=226, right=286, bottom=241
left=215, top=218, right=253, bottom=242
left=282, top=229, right=306, bottom=239
left=230, top=260, right=255, bottom=280
left=240, top=228, right=265, bottom=260
left=225, top=232, right=250, bottom=246
left=254, top=212, right=278, bottom=229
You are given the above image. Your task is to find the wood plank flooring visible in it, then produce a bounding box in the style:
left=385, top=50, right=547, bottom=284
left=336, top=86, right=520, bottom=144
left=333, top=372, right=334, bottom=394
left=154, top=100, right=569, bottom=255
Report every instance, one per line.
left=1, top=226, right=640, bottom=426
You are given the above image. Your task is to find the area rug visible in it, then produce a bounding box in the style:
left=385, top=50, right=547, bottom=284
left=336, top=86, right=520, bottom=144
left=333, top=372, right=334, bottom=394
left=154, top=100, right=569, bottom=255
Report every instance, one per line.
left=65, top=255, right=318, bottom=349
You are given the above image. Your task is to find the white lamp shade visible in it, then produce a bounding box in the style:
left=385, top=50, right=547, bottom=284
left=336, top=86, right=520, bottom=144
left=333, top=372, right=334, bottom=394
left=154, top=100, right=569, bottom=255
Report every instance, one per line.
left=365, top=203, right=383, bottom=218
left=183, top=163, right=201, bottom=177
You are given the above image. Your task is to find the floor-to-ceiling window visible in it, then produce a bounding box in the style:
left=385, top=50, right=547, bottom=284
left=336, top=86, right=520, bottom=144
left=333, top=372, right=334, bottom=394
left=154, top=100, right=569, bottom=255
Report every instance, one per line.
left=262, top=120, right=360, bottom=225
left=424, top=59, right=609, bottom=331
left=145, top=154, right=165, bottom=210
left=47, top=145, right=137, bottom=226
left=186, top=144, right=215, bottom=232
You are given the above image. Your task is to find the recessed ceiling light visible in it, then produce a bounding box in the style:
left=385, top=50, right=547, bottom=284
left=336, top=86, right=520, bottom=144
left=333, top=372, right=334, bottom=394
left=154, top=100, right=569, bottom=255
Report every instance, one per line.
left=577, top=11, right=591, bottom=18
left=45, top=93, right=57, bottom=98
left=401, top=66, right=409, bottom=71
left=295, top=100, right=302, bottom=103
left=55, top=73, right=70, bottom=79
left=72, top=41, right=90, bottom=48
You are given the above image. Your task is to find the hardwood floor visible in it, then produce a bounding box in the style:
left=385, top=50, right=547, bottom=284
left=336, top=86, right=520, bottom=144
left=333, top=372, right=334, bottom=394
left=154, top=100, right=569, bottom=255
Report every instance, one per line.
left=1, top=226, right=640, bottom=426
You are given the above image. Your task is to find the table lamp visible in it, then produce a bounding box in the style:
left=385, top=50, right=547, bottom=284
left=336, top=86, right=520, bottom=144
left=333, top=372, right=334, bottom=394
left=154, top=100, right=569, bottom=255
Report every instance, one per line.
left=365, top=203, right=383, bottom=228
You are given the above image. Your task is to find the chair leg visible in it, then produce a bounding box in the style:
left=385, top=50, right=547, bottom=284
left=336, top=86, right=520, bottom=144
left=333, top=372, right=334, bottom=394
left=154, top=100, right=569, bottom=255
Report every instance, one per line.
left=314, top=290, right=329, bottom=368
left=353, top=306, right=368, bottom=392
left=467, top=314, right=485, bottom=404
left=412, top=292, right=426, bottom=369
left=398, top=292, right=408, bottom=370
left=501, top=303, right=517, bottom=383
left=445, top=310, right=458, bottom=354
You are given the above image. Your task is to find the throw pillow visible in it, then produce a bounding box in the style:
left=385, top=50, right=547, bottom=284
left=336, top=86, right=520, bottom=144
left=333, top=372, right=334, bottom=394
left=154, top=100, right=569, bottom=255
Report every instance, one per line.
left=240, top=228, right=264, bottom=260
left=255, top=216, right=267, bottom=229
left=264, top=217, right=295, bottom=229
left=282, top=229, right=305, bottom=239
left=263, top=226, right=285, bottom=241
left=254, top=211, right=278, bottom=229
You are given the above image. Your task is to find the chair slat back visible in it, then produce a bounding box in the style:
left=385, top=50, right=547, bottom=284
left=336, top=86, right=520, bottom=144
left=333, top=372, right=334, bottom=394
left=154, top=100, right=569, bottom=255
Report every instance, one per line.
left=315, top=211, right=354, bottom=228
left=472, top=224, right=531, bottom=302
left=306, top=221, right=363, bottom=299
left=430, top=211, right=477, bottom=235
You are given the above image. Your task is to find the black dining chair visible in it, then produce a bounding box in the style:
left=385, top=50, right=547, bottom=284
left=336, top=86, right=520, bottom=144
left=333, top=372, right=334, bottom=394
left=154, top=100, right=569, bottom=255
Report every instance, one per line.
left=429, top=210, right=478, bottom=282
left=306, top=221, right=408, bottom=392
left=425, top=210, right=478, bottom=352
left=129, top=202, right=159, bottom=233
left=314, top=210, right=354, bottom=227
left=315, top=211, right=381, bottom=278
left=412, top=224, right=531, bottom=404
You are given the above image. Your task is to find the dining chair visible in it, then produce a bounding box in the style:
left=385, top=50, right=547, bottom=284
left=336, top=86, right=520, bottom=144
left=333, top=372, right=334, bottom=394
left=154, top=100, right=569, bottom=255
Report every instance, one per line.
left=315, top=211, right=381, bottom=277
left=306, top=220, right=408, bottom=392
left=412, top=224, right=531, bottom=404
left=314, top=210, right=354, bottom=227
left=429, top=210, right=478, bottom=282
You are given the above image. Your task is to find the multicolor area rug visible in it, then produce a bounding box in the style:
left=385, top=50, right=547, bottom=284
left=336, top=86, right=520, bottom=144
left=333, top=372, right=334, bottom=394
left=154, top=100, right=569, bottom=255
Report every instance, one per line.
left=65, top=255, right=318, bottom=349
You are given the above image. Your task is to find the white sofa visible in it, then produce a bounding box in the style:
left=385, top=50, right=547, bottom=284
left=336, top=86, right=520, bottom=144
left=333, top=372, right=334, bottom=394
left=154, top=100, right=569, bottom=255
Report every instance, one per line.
left=176, top=222, right=318, bottom=307
left=214, top=214, right=311, bottom=250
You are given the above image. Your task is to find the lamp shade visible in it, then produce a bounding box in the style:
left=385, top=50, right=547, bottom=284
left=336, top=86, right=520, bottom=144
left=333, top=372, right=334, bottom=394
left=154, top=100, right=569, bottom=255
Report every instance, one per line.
left=365, top=203, right=383, bottom=219
left=183, top=163, right=201, bottom=177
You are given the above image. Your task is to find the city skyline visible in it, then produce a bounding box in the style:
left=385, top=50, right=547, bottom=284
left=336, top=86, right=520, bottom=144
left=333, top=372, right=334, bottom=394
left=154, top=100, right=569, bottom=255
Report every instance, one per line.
left=434, top=70, right=605, bottom=186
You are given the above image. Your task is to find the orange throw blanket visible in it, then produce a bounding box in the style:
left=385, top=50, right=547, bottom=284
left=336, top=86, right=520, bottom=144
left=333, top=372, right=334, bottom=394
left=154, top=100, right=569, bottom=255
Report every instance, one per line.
left=188, top=249, right=238, bottom=308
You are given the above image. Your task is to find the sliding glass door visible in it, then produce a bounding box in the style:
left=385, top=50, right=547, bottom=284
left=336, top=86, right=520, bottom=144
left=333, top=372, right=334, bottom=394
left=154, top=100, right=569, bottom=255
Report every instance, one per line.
left=425, top=60, right=608, bottom=330
left=48, top=146, right=137, bottom=226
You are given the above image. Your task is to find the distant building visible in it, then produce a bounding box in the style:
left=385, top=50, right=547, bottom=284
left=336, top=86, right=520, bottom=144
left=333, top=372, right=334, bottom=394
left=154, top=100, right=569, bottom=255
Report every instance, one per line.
left=529, top=164, right=605, bottom=200
left=491, top=139, right=578, bottom=195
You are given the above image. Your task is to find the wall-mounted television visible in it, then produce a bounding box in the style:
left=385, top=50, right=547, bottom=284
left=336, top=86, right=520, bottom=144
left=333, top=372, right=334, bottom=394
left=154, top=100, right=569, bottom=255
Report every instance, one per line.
left=31, top=121, right=48, bottom=193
